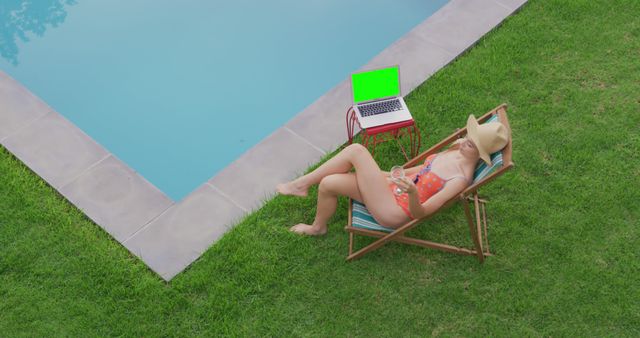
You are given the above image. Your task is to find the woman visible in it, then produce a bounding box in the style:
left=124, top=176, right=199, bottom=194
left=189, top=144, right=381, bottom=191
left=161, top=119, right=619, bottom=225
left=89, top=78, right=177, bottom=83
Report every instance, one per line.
left=277, top=114, right=509, bottom=235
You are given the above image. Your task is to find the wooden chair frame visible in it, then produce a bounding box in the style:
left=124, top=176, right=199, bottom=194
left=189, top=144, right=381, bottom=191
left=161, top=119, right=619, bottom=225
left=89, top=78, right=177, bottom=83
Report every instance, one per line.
left=345, top=103, right=514, bottom=263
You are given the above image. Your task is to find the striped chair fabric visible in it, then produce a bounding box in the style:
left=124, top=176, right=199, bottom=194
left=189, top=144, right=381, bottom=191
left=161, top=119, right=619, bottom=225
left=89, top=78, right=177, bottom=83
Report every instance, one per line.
left=351, top=113, right=503, bottom=232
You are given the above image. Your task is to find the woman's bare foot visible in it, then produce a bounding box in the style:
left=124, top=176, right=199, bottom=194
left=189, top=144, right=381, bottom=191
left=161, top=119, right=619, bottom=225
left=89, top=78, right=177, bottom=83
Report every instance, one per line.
left=289, top=223, right=327, bottom=236
left=276, top=179, right=309, bottom=197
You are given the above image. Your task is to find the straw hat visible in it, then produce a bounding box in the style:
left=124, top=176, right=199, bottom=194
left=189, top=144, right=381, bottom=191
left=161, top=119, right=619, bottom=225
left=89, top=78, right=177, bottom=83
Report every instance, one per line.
left=466, top=114, right=509, bottom=165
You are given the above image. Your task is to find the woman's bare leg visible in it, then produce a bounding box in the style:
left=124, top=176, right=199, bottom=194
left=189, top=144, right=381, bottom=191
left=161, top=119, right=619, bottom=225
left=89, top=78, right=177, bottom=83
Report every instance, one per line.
left=277, top=144, right=378, bottom=197
left=290, top=173, right=363, bottom=235
left=288, top=144, right=409, bottom=235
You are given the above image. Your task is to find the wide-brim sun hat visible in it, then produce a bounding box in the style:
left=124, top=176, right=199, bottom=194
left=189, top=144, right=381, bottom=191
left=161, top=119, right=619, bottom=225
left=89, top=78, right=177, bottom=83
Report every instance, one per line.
left=466, top=114, right=509, bottom=165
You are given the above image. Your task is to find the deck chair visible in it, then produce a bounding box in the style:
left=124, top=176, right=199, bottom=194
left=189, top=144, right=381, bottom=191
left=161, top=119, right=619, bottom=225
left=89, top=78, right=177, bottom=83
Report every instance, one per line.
left=345, top=103, right=514, bottom=263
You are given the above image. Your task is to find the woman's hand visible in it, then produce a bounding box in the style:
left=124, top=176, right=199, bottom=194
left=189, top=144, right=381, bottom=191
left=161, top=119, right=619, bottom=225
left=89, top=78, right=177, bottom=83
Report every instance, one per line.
left=394, top=177, right=418, bottom=195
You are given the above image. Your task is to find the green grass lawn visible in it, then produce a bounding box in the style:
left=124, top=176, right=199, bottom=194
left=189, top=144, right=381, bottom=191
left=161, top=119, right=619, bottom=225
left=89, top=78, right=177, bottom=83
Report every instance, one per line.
left=2, top=0, right=639, bottom=336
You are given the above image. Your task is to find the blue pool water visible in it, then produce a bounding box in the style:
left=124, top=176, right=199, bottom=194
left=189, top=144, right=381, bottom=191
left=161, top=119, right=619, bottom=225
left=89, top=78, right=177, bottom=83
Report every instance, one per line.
left=1, top=0, right=448, bottom=201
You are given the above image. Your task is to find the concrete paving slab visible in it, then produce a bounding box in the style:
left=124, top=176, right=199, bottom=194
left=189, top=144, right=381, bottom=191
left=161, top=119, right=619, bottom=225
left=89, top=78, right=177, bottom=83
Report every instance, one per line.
left=59, top=155, right=174, bottom=243
left=0, top=71, right=52, bottom=141
left=284, top=79, right=352, bottom=153
left=123, top=183, right=245, bottom=281
left=208, top=127, right=325, bottom=212
left=493, top=0, right=528, bottom=11
left=411, top=0, right=512, bottom=56
left=2, top=111, right=109, bottom=190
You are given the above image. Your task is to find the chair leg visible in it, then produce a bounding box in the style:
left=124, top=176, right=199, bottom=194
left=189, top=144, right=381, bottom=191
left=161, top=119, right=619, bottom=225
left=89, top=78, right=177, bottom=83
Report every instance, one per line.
left=466, top=195, right=489, bottom=204
left=346, top=220, right=419, bottom=261
left=481, top=199, right=490, bottom=255
left=473, top=195, right=486, bottom=259
left=346, top=232, right=394, bottom=261
left=348, top=232, right=354, bottom=256
left=462, top=195, right=485, bottom=263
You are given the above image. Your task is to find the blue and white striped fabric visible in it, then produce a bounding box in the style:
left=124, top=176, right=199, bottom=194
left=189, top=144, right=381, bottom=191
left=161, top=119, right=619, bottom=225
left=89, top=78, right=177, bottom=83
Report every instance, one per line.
left=351, top=113, right=504, bottom=231
left=352, top=200, right=395, bottom=232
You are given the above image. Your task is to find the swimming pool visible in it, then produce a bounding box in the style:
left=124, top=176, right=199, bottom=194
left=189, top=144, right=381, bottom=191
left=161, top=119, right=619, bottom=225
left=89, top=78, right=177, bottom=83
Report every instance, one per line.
left=0, top=0, right=449, bottom=201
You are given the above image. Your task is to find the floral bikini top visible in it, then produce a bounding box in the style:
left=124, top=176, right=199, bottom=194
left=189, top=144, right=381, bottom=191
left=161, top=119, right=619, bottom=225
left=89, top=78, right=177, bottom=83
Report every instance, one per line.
left=389, top=153, right=470, bottom=219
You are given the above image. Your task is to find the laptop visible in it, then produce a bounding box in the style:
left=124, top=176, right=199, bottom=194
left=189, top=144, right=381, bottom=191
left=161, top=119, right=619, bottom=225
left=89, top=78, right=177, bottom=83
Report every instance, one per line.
left=351, top=65, right=413, bottom=129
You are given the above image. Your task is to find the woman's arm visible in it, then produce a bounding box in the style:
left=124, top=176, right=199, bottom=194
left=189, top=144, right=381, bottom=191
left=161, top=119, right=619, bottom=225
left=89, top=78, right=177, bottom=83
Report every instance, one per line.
left=404, top=165, right=422, bottom=176
left=404, top=179, right=468, bottom=219
left=380, top=165, right=421, bottom=177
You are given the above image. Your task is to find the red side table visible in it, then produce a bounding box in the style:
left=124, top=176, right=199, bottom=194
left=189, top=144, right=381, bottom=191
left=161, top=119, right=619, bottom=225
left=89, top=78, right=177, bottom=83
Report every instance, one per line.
left=346, top=106, right=421, bottom=161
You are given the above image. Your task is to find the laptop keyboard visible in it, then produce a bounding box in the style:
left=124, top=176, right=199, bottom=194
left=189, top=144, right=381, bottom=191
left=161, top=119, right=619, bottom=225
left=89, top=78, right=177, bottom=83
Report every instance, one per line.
left=358, top=99, right=402, bottom=117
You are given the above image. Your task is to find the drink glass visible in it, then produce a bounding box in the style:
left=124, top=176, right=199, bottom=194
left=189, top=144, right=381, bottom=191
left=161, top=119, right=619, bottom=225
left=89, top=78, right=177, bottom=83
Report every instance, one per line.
left=390, top=165, right=405, bottom=195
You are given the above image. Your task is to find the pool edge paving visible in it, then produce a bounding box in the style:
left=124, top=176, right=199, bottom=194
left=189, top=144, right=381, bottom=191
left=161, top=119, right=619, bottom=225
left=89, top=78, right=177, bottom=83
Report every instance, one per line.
left=207, top=127, right=325, bottom=212
left=0, top=71, right=52, bottom=141
left=122, top=183, right=245, bottom=281
left=0, top=0, right=528, bottom=281
left=2, top=111, right=110, bottom=190
left=59, top=154, right=175, bottom=244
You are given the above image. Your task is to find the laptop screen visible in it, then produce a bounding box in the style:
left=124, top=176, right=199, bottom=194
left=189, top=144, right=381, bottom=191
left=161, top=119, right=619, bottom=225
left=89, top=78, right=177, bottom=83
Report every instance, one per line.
left=351, top=65, right=400, bottom=104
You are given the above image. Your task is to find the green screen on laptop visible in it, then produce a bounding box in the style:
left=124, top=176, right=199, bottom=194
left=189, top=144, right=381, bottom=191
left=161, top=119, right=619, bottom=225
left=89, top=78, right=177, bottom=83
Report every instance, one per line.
left=352, top=65, right=400, bottom=103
